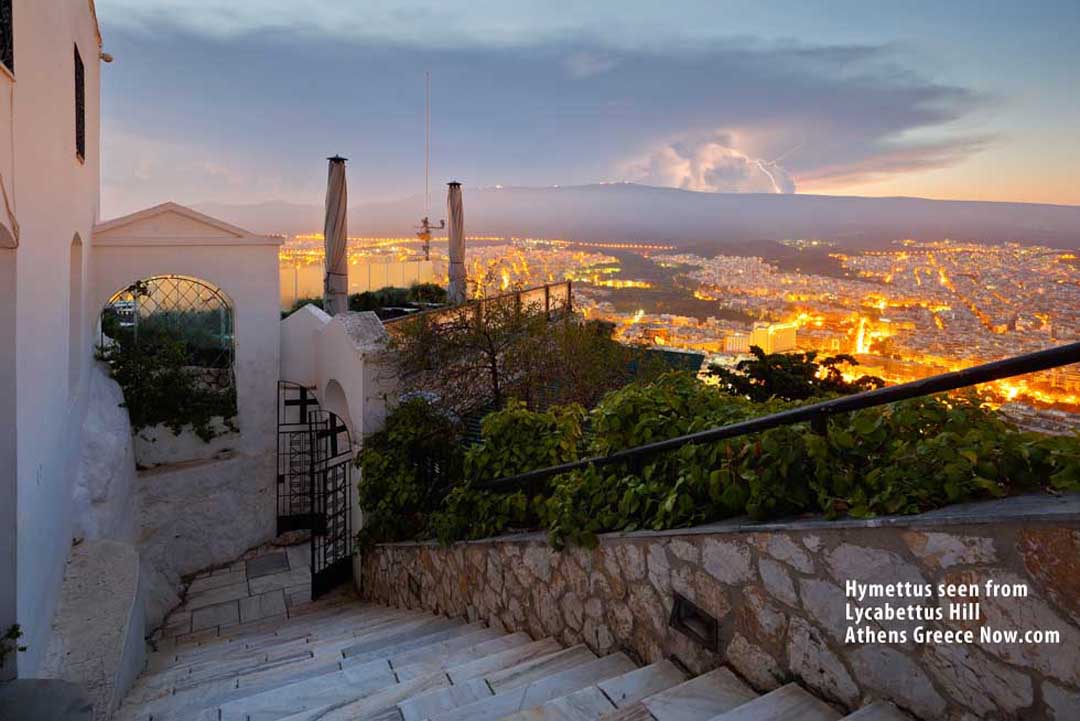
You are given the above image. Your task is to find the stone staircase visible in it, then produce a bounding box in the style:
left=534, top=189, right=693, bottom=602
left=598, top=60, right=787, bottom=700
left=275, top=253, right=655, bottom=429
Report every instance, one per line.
left=114, top=577, right=914, bottom=721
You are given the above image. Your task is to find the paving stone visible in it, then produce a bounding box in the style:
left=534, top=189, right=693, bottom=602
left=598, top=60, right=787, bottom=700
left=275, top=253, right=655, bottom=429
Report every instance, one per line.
left=239, top=590, right=288, bottom=623
left=183, top=580, right=252, bottom=612
left=187, top=570, right=247, bottom=596
left=191, top=600, right=240, bottom=631
left=249, top=567, right=313, bottom=595
left=247, top=552, right=291, bottom=579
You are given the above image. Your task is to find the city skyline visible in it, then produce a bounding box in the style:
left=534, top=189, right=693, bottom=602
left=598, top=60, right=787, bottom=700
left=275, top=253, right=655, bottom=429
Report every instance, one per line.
left=96, top=1, right=1080, bottom=217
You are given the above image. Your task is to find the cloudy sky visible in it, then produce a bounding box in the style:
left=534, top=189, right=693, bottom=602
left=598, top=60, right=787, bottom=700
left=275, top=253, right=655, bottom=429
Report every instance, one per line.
left=95, top=1, right=1080, bottom=216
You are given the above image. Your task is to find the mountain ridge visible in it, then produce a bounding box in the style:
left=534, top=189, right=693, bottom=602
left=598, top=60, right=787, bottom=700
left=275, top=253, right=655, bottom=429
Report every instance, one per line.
left=193, top=183, right=1080, bottom=251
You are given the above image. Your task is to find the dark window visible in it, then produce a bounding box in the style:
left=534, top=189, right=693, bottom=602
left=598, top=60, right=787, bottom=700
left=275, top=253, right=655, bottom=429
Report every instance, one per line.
left=74, top=44, right=85, bottom=160
left=1, top=0, right=13, bottom=74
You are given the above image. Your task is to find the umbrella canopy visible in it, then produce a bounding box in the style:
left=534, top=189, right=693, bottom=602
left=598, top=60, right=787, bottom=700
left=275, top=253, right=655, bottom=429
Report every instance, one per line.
left=447, top=181, right=466, bottom=304
left=323, top=156, right=349, bottom=316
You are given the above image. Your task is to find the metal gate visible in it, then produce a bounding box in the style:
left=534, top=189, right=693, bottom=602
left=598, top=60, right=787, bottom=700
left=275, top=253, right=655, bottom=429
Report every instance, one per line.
left=308, top=409, right=354, bottom=599
left=277, top=381, right=321, bottom=535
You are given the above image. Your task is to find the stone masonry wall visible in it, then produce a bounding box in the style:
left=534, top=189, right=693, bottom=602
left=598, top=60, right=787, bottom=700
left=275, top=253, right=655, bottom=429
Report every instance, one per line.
left=360, top=495, right=1080, bottom=721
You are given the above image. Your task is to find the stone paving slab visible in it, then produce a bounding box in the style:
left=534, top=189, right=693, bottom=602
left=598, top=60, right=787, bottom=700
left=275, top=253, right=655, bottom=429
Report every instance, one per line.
left=250, top=566, right=313, bottom=595
left=188, top=569, right=247, bottom=596
left=184, top=580, right=251, bottom=612
left=240, top=589, right=288, bottom=623
left=191, top=600, right=241, bottom=631
left=247, top=552, right=290, bottom=579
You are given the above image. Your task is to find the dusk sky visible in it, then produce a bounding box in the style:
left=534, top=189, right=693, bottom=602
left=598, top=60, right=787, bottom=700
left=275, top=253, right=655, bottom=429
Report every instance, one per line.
left=95, top=1, right=1080, bottom=217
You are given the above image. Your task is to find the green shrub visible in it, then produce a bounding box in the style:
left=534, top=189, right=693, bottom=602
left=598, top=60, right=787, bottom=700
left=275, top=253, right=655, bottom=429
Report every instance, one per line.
left=96, top=338, right=238, bottom=441
left=355, top=397, right=464, bottom=546
left=430, top=401, right=586, bottom=543
left=357, top=369, right=1080, bottom=550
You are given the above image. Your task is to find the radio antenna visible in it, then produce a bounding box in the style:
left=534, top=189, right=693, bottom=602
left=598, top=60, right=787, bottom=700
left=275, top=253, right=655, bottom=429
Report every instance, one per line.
left=425, top=70, right=431, bottom=216
left=417, top=70, right=443, bottom=261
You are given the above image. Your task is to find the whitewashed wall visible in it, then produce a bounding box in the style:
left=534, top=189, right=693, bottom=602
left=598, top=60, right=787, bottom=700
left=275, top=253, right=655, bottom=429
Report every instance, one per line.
left=0, top=0, right=103, bottom=677
left=279, top=307, right=396, bottom=442
left=90, top=203, right=282, bottom=463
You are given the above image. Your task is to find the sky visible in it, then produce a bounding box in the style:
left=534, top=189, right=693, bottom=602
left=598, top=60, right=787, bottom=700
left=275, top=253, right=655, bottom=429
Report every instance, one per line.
left=95, top=1, right=1080, bottom=217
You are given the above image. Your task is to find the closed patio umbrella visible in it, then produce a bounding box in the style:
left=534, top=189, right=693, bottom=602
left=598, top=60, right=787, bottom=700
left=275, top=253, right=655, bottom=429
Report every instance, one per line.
left=447, top=181, right=466, bottom=304
left=323, top=155, right=349, bottom=315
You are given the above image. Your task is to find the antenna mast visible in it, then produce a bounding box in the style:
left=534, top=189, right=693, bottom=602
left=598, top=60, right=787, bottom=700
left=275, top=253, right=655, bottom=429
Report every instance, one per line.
left=417, top=70, right=443, bottom=261
left=425, top=70, right=431, bottom=217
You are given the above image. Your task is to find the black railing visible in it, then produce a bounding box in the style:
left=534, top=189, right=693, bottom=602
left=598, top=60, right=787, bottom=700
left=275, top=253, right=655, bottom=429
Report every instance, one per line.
left=476, top=340, right=1080, bottom=494
left=383, top=280, right=573, bottom=327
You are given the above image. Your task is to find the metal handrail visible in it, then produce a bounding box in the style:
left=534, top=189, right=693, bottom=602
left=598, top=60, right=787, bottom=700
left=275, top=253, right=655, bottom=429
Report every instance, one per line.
left=382, top=280, right=573, bottom=325
left=476, top=340, right=1080, bottom=493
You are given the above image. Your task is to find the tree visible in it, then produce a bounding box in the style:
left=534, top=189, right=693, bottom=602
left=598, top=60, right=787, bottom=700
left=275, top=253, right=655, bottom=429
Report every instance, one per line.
left=708, top=346, right=884, bottom=402
left=390, top=292, right=655, bottom=416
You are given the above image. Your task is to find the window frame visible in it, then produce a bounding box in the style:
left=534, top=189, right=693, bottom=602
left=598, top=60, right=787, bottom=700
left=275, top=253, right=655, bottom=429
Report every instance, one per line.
left=0, top=0, right=13, bottom=77
left=74, top=43, right=85, bottom=162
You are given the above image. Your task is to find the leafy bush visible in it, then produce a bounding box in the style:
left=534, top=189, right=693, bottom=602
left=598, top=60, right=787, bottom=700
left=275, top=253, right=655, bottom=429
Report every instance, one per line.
left=96, top=338, right=238, bottom=441
left=539, top=389, right=1080, bottom=547
left=356, top=397, right=464, bottom=546
left=358, top=368, right=1080, bottom=550
left=429, top=402, right=586, bottom=543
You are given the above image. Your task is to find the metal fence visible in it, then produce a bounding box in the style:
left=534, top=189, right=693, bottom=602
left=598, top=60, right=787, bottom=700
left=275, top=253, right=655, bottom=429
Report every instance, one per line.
left=476, top=340, right=1080, bottom=494
left=383, top=280, right=573, bottom=329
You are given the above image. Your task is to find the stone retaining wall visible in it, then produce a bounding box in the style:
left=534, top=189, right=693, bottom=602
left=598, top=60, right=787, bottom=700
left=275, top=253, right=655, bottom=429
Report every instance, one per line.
left=360, top=494, right=1080, bottom=721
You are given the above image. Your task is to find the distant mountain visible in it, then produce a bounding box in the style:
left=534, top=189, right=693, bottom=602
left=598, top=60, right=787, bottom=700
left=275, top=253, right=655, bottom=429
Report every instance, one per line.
left=195, top=184, right=1080, bottom=252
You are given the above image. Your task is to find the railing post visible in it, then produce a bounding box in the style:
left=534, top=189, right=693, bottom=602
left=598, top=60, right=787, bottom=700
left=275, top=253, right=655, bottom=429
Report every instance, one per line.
left=544, top=284, right=551, bottom=320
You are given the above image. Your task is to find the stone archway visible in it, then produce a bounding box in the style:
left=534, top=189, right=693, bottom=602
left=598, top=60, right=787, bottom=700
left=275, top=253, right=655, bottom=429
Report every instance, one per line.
left=98, top=274, right=238, bottom=467
left=322, top=379, right=355, bottom=438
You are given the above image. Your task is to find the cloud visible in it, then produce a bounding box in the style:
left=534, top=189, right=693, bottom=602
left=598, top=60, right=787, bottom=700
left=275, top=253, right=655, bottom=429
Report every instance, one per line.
left=626, top=132, right=796, bottom=193
left=96, top=17, right=990, bottom=211
left=563, top=52, right=619, bottom=78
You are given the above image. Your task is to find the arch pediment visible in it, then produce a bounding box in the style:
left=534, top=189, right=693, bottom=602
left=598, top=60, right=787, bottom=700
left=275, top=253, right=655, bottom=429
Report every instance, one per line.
left=94, top=202, right=281, bottom=247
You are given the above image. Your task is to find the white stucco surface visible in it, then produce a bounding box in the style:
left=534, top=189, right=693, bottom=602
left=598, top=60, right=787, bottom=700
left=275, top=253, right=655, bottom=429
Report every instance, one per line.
left=133, top=421, right=239, bottom=468
left=40, top=539, right=146, bottom=720
left=90, top=203, right=282, bottom=465
left=2, top=0, right=103, bottom=676
left=72, top=363, right=137, bottom=543
left=135, top=453, right=276, bottom=628
left=280, top=308, right=395, bottom=441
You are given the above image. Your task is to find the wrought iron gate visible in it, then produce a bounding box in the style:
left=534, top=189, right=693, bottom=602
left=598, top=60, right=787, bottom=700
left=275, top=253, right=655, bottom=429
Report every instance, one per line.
left=308, top=409, right=354, bottom=599
left=277, top=381, right=321, bottom=535
left=277, top=381, right=356, bottom=599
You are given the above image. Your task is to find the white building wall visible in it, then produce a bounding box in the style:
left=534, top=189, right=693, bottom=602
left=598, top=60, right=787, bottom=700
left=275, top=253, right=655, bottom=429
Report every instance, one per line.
left=0, top=0, right=103, bottom=676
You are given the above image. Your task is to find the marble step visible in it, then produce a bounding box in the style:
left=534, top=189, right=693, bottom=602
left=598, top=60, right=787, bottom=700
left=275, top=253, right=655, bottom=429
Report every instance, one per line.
left=500, top=659, right=689, bottom=721
left=146, top=608, right=414, bottom=678
left=707, top=683, right=840, bottom=721
left=339, top=616, right=465, bottom=659
left=339, top=621, right=491, bottom=666
left=218, top=661, right=399, bottom=721
left=164, top=624, right=488, bottom=721
left=122, top=615, right=445, bottom=719
left=147, top=606, right=408, bottom=674
left=444, top=637, right=564, bottom=684
left=428, top=652, right=638, bottom=721
left=392, top=632, right=534, bottom=682
left=234, top=626, right=501, bottom=694
left=164, top=599, right=368, bottom=651
left=398, top=643, right=591, bottom=721
left=842, top=701, right=913, bottom=721
left=271, top=670, right=452, bottom=721
left=616, top=668, right=756, bottom=721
